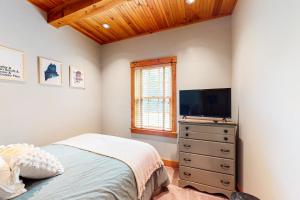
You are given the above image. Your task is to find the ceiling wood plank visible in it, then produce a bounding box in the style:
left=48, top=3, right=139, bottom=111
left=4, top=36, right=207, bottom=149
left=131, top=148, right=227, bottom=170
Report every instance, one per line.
left=48, top=0, right=129, bottom=28
left=213, top=0, right=223, bottom=16
left=116, top=4, right=145, bottom=34
left=70, top=22, right=105, bottom=44
left=102, top=14, right=231, bottom=45
left=28, top=0, right=238, bottom=45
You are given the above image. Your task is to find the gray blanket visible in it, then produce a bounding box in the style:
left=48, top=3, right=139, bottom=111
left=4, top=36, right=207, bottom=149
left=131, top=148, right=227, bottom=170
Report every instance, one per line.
left=14, top=145, right=169, bottom=200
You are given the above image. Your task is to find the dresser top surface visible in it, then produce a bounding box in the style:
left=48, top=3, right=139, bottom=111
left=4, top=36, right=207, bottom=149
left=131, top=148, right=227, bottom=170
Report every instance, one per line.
left=179, top=119, right=237, bottom=126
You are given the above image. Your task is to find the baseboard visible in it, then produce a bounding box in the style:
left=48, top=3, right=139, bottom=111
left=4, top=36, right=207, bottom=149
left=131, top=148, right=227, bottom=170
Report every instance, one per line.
left=162, top=159, right=179, bottom=168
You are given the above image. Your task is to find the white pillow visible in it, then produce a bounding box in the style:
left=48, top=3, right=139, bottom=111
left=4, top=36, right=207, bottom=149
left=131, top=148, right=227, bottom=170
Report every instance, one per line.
left=0, top=156, right=26, bottom=200
left=10, top=147, right=64, bottom=179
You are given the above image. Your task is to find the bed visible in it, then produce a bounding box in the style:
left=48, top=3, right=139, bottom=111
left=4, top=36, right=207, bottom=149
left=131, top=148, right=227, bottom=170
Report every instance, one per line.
left=14, top=134, right=170, bottom=200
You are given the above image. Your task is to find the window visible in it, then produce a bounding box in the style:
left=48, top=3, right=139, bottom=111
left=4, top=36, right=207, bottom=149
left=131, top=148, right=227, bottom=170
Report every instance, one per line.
left=131, top=57, right=177, bottom=138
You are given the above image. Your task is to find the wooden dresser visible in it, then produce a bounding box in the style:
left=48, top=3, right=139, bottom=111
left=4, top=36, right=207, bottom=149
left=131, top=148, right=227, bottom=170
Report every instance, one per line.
left=178, top=119, right=237, bottom=199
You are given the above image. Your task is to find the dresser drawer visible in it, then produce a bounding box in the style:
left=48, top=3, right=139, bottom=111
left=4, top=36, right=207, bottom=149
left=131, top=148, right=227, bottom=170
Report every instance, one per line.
left=179, top=139, right=235, bottom=159
left=180, top=124, right=235, bottom=135
left=180, top=131, right=235, bottom=143
left=180, top=166, right=235, bottom=190
left=180, top=152, right=235, bottom=175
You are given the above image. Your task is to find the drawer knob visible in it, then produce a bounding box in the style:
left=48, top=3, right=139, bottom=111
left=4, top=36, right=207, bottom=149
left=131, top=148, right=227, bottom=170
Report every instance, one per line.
left=220, top=164, right=230, bottom=169
left=183, top=158, right=191, bottom=162
left=220, top=180, right=230, bottom=186
left=185, top=133, right=189, bottom=137
left=184, top=144, right=191, bottom=148
left=185, top=127, right=189, bottom=130
left=224, top=129, right=228, bottom=133
left=183, top=172, right=191, bottom=177
left=224, top=137, right=228, bottom=141
left=220, top=148, right=230, bottom=153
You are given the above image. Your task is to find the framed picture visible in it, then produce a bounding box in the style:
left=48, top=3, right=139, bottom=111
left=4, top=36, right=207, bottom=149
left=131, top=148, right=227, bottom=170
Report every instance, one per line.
left=39, top=57, right=62, bottom=86
left=69, top=66, right=85, bottom=89
left=0, top=45, right=24, bottom=81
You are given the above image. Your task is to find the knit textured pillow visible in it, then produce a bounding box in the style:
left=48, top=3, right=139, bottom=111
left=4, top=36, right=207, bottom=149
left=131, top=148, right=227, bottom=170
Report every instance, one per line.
left=9, top=147, right=64, bottom=179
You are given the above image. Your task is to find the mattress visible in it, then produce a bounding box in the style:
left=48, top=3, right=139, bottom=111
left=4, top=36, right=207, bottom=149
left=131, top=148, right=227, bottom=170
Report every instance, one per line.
left=14, top=145, right=169, bottom=200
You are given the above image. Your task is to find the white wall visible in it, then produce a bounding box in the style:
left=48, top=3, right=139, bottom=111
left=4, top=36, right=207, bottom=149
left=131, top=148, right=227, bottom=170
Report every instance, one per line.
left=0, top=0, right=102, bottom=145
left=232, top=0, right=300, bottom=199
left=101, top=17, right=232, bottom=160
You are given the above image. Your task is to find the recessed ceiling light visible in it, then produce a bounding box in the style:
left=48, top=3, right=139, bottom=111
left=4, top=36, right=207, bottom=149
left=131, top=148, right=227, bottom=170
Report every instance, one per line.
left=102, top=23, right=110, bottom=29
left=186, top=0, right=195, bottom=4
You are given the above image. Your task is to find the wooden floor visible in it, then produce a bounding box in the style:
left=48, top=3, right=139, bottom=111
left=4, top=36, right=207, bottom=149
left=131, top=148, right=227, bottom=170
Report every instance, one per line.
left=154, top=167, right=227, bottom=200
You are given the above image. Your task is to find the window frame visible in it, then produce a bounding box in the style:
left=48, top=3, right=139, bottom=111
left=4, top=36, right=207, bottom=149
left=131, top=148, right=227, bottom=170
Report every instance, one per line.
left=130, top=57, right=177, bottom=138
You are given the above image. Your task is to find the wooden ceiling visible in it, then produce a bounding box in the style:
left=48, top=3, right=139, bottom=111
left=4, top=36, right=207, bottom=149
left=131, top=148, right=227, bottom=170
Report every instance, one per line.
left=28, top=0, right=237, bottom=44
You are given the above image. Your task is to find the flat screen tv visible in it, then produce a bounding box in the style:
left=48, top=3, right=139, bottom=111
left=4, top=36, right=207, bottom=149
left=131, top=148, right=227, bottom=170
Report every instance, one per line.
left=180, top=88, right=231, bottom=118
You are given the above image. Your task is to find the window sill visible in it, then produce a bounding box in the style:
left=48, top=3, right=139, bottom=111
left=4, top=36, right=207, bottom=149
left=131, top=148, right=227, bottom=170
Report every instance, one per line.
left=131, top=128, right=178, bottom=138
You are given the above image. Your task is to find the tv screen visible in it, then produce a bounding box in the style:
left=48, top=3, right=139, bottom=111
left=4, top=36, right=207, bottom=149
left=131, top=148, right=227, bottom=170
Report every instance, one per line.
left=180, top=88, right=231, bottom=118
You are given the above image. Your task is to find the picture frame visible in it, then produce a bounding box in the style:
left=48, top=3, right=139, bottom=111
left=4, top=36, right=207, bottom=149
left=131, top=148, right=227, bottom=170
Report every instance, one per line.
left=69, top=66, right=85, bottom=89
left=0, top=45, right=24, bottom=82
left=38, top=57, right=62, bottom=86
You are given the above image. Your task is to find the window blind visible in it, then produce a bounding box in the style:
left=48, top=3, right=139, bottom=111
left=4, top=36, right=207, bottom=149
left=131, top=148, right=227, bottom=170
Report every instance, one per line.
left=134, top=65, right=172, bottom=131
